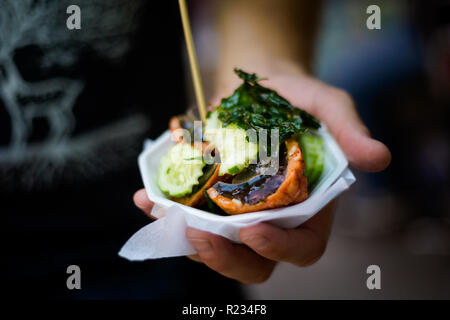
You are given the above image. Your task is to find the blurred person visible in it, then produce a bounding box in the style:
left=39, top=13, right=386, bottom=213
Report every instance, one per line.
left=135, top=0, right=391, bottom=284
left=1, top=0, right=242, bottom=299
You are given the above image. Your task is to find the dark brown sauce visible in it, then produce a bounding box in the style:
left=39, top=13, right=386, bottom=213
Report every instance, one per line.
left=213, top=144, right=288, bottom=205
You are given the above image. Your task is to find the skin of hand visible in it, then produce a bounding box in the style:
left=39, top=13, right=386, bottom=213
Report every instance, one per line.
left=134, top=0, right=391, bottom=284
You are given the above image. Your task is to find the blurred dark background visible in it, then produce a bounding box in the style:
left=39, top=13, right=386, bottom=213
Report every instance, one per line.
left=1, top=0, right=242, bottom=299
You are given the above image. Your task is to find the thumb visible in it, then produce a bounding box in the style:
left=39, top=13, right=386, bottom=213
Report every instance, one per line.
left=313, top=89, right=391, bottom=172
left=133, top=189, right=155, bottom=218
left=337, top=123, right=392, bottom=172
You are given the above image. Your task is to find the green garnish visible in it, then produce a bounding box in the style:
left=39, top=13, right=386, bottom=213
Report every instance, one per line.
left=203, top=190, right=227, bottom=215
left=227, top=165, right=242, bottom=175
left=298, top=134, right=324, bottom=189
left=204, top=118, right=258, bottom=176
left=212, top=69, right=321, bottom=143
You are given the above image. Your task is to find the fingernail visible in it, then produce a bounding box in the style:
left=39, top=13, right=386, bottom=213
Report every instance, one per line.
left=242, top=235, right=269, bottom=250
left=189, top=238, right=213, bottom=253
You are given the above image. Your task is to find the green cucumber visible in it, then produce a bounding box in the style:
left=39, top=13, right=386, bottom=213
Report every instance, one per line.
left=205, top=110, right=222, bottom=131
left=203, top=190, right=227, bottom=216
left=298, top=133, right=324, bottom=189
left=205, top=111, right=258, bottom=176
left=157, top=143, right=206, bottom=198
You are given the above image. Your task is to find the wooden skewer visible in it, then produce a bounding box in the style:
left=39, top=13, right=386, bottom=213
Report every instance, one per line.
left=178, top=0, right=207, bottom=123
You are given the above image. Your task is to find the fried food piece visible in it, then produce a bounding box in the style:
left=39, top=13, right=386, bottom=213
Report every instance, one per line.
left=172, top=164, right=221, bottom=207
left=169, top=116, right=185, bottom=143
left=206, top=139, right=308, bottom=215
left=170, top=115, right=209, bottom=151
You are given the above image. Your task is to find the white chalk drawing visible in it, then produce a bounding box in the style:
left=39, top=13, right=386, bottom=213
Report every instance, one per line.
left=0, top=0, right=149, bottom=189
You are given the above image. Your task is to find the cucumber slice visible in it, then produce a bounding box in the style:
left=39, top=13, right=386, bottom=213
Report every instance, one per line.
left=205, top=111, right=258, bottom=176
left=205, top=110, right=222, bottom=131
left=206, top=126, right=258, bottom=176
left=298, top=134, right=324, bottom=188
left=157, top=143, right=206, bottom=198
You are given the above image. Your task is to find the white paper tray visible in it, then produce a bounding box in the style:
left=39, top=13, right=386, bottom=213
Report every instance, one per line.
left=119, top=128, right=355, bottom=260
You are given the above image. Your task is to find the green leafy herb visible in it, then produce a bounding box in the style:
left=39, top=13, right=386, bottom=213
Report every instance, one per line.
left=213, top=69, right=321, bottom=143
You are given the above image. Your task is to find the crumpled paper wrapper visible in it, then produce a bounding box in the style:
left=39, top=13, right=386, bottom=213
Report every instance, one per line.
left=119, top=129, right=355, bottom=261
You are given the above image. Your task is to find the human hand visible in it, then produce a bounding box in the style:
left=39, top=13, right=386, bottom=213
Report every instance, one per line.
left=133, top=69, right=391, bottom=284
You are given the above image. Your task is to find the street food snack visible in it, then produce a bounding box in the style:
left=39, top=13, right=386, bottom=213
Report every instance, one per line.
left=157, top=69, right=324, bottom=215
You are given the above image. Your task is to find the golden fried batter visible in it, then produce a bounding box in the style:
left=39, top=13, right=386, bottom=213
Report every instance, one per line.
left=207, top=139, right=308, bottom=215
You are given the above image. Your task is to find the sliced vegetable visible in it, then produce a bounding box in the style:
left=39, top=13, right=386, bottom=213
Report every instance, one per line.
left=205, top=111, right=258, bottom=176
left=173, top=164, right=221, bottom=207
left=157, top=143, right=205, bottom=198
left=204, top=110, right=222, bottom=132
left=298, top=134, right=324, bottom=188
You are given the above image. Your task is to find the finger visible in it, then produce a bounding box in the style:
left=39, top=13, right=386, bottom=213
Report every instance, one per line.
left=240, top=224, right=326, bottom=267
left=267, top=77, right=391, bottom=172
left=133, top=189, right=155, bottom=219
left=187, top=254, right=203, bottom=263
left=306, top=85, right=391, bottom=172
left=239, top=203, right=334, bottom=267
left=186, top=228, right=276, bottom=284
